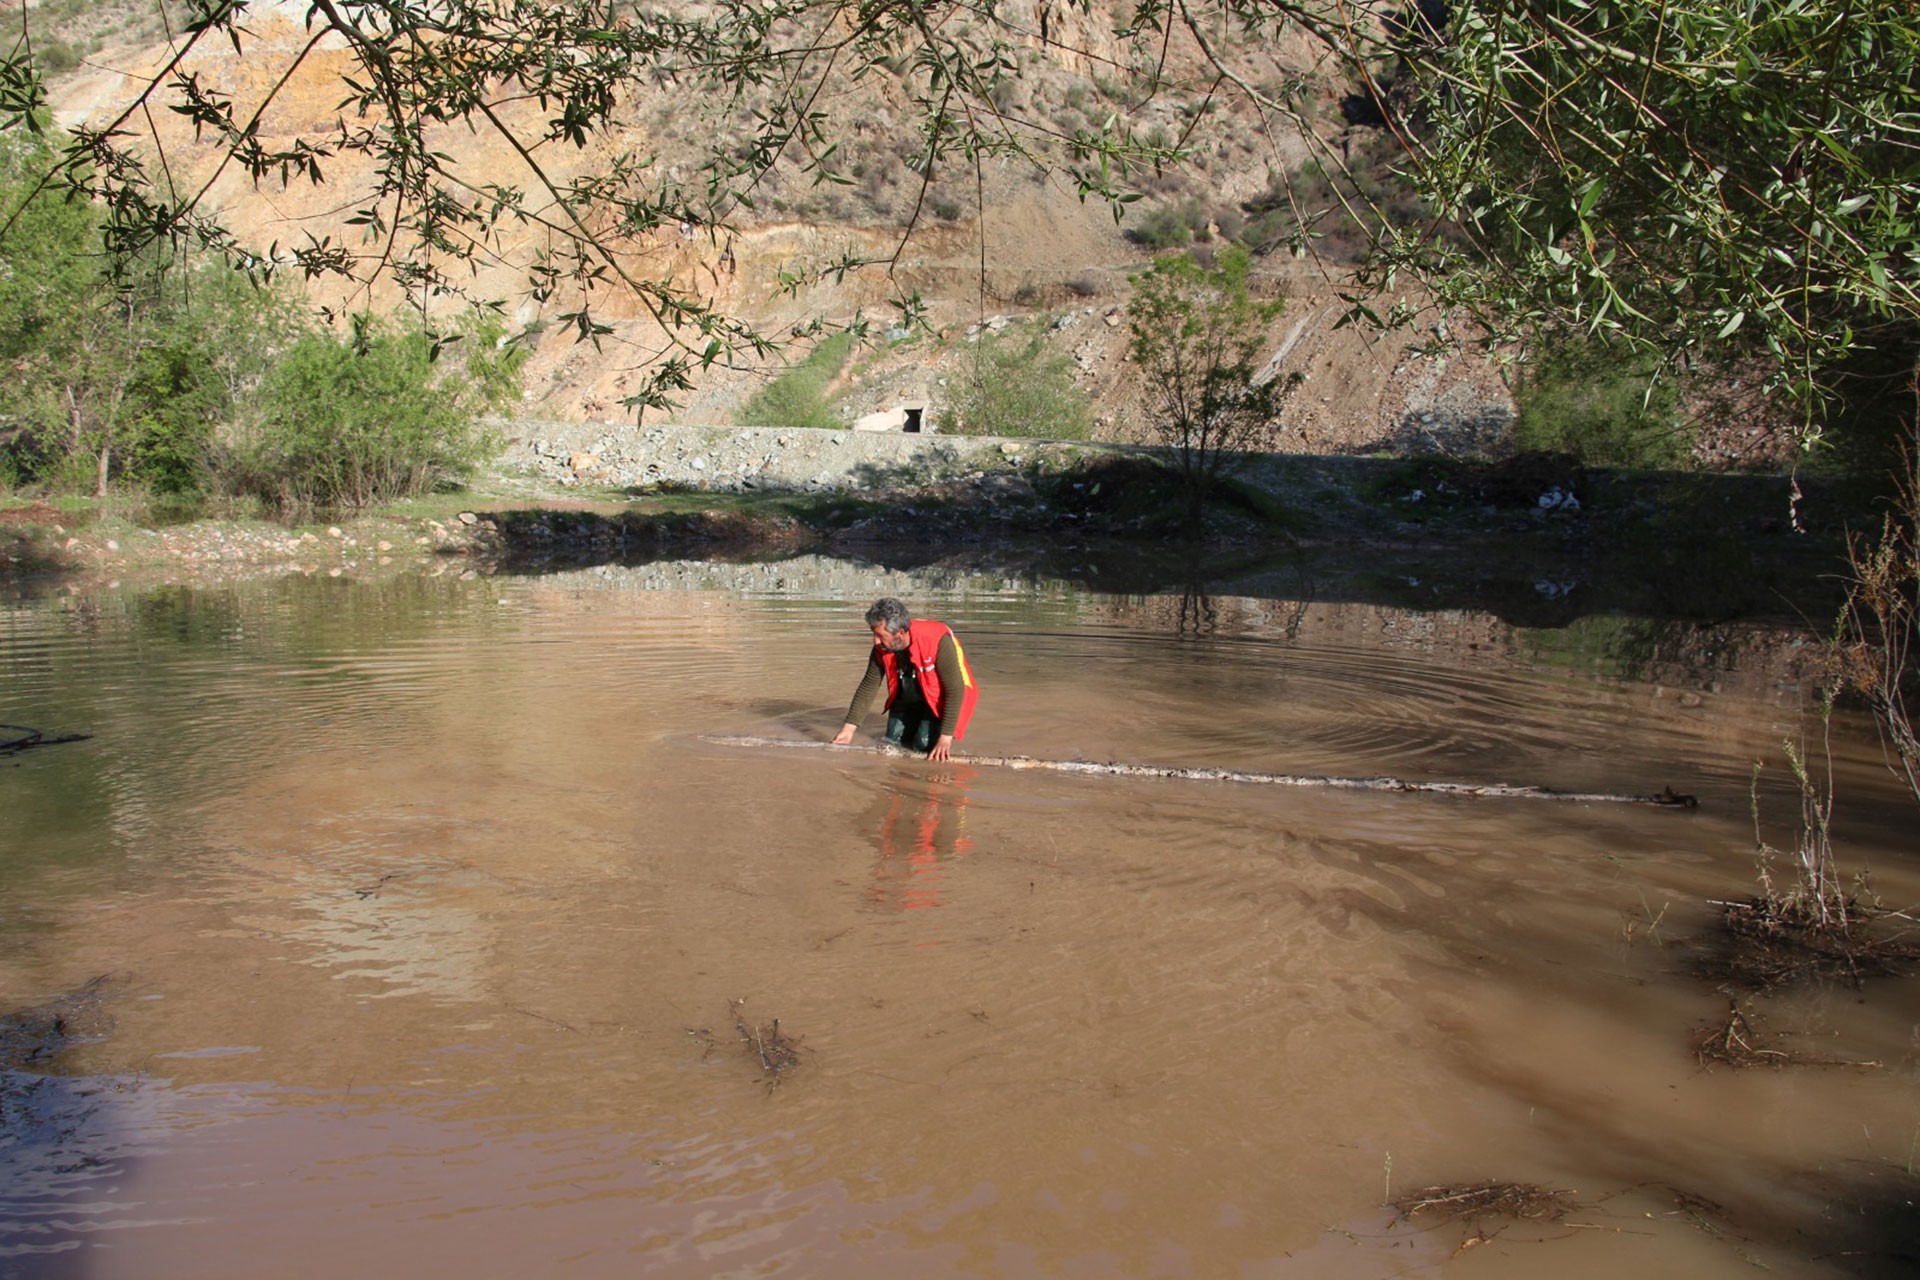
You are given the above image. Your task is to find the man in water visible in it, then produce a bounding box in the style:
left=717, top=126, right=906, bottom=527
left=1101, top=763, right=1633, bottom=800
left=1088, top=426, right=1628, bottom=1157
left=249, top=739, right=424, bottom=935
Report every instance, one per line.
left=832, top=597, right=978, bottom=761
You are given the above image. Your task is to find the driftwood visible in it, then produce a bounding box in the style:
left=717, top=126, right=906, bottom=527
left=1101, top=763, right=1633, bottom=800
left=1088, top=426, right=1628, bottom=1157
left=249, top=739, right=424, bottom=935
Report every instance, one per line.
left=699, top=735, right=1699, bottom=808
left=688, top=999, right=805, bottom=1092
left=0, top=723, right=91, bottom=756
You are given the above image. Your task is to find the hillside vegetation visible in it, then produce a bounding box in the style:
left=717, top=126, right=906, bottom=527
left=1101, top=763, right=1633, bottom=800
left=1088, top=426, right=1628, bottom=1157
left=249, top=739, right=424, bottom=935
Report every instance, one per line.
left=5, top=2, right=1911, bottom=485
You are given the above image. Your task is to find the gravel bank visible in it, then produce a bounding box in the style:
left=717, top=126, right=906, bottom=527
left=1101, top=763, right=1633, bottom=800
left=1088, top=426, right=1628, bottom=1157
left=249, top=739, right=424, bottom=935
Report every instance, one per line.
left=499, top=419, right=1053, bottom=493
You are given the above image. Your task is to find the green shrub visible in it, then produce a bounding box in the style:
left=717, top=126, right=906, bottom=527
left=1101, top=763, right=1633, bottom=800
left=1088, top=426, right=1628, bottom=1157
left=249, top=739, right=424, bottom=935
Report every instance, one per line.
left=36, top=40, right=80, bottom=76
left=1125, top=197, right=1210, bottom=250
left=937, top=330, right=1092, bottom=439
left=1127, top=205, right=1192, bottom=250
left=1513, top=335, right=1689, bottom=468
left=229, top=315, right=519, bottom=511
left=739, top=331, right=855, bottom=429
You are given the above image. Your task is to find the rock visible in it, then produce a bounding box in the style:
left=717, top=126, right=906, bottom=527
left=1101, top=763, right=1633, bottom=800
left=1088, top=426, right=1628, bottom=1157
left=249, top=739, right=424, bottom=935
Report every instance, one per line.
left=327, top=526, right=343, bottom=538
left=569, top=451, right=599, bottom=471
left=458, top=511, right=479, bottom=525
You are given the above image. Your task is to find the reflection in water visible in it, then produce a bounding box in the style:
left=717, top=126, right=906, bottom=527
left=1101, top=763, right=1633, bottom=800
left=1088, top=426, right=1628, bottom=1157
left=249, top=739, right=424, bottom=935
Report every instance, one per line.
left=0, top=563, right=1915, bottom=1278
left=865, top=771, right=976, bottom=915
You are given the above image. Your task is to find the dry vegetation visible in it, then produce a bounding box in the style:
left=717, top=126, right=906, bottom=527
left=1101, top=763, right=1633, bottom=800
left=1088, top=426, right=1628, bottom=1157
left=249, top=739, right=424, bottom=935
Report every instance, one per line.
left=689, top=1000, right=807, bottom=1092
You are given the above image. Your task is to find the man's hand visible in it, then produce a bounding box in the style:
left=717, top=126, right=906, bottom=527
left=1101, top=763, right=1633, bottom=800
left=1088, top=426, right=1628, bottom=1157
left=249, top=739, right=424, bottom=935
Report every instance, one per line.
left=832, top=723, right=857, bottom=746
left=928, top=734, right=955, bottom=762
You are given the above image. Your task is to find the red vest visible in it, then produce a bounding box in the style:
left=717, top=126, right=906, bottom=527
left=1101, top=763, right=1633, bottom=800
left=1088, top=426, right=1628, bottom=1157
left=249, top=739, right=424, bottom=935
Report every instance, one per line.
left=878, top=619, right=979, bottom=740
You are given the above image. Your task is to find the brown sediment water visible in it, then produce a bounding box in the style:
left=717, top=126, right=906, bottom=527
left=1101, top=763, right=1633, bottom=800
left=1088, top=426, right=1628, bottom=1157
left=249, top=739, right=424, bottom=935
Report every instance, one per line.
left=1, top=563, right=1916, bottom=1279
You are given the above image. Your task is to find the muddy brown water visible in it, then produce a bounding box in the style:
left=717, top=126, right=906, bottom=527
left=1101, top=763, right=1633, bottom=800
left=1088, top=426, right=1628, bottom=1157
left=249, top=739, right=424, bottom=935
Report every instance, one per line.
left=2, top=562, right=1916, bottom=1279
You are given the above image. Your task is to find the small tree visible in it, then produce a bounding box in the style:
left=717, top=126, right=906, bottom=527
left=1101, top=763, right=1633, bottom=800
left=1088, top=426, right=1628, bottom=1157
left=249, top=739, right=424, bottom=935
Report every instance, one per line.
left=938, top=329, right=1092, bottom=439
left=1127, top=246, right=1287, bottom=525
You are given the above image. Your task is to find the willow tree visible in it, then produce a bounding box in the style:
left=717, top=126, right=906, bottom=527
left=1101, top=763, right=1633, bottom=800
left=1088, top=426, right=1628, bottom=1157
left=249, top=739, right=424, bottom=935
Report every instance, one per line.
left=1318, top=0, right=1920, bottom=440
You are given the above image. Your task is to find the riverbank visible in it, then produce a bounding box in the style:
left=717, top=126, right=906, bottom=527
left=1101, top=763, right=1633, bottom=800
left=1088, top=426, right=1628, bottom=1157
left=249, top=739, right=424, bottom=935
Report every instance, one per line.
left=0, top=425, right=1847, bottom=627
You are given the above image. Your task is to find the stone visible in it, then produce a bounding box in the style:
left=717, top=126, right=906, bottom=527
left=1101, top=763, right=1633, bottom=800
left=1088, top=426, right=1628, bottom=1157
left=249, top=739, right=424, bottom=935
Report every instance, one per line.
left=458, top=511, right=479, bottom=525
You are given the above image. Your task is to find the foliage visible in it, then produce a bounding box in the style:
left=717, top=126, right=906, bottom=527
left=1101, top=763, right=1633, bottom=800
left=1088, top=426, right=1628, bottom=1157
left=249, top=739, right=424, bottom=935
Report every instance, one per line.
left=1357, top=0, right=1920, bottom=437
left=1127, top=245, right=1288, bottom=523
left=739, top=332, right=856, bottom=430
left=0, top=0, right=1178, bottom=418
left=1830, top=426, right=1920, bottom=804
left=0, top=131, right=302, bottom=495
left=938, top=329, right=1092, bottom=439
left=1512, top=333, right=1688, bottom=468
left=0, top=130, right=99, bottom=485
left=228, top=315, right=519, bottom=511
left=1125, top=199, right=1210, bottom=251
left=3, top=1, right=1909, bottom=442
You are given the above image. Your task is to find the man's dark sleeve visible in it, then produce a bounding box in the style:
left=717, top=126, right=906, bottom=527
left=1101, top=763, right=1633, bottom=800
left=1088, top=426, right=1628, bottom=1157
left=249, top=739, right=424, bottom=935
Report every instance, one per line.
left=844, top=650, right=886, bottom=725
left=936, top=634, right=966, bottom=738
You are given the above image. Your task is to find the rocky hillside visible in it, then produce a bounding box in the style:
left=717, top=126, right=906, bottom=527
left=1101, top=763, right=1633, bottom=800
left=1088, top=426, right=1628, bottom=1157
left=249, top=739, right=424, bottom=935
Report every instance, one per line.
left=37, top=2, right=1522, bottom=456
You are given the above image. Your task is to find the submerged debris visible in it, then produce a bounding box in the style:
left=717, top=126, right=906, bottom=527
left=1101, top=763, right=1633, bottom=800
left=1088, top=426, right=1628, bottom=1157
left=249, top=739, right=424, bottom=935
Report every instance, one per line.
left=688, top=1000, right=806, bottom=1091
left=1393, top=1182, right=1577, bottom=1225
left=0, top=975, right=115, bottom=1070
left=0, top=723, right=91, bottom=757
left=1700, top=899, right=1920, bottom=992
left=1693, top=999, right=1884, bottom=1071
left=1693, top=1001, right=1790, bottom=1069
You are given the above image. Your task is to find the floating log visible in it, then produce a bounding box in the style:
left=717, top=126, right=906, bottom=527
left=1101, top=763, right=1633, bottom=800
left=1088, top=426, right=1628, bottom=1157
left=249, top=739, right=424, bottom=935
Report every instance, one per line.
left=697, top=735, right=1699, bottom=808
left=0, top=723, right=90, bottom=756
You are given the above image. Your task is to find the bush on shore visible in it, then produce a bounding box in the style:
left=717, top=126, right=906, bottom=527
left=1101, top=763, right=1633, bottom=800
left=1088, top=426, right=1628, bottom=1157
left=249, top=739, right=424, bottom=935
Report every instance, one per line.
left=1512, top=333, right=1689, bottom=468
left=225, top=316, right=522, bottom=513
left=0, top=126, right=523, bottom=511
left=937, top=328, right=1092, bottom=439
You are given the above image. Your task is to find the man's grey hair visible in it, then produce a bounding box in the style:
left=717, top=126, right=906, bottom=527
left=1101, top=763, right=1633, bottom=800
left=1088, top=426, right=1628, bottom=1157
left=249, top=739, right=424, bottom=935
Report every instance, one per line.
left=864, top=597, right=912, bottom=634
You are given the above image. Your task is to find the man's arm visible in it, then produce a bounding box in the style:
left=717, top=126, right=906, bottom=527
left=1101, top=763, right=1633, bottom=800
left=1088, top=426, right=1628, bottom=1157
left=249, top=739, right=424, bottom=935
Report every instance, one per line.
left=929, top=634, right=965, bottom=760
left=833, top=652, right=886, bottom=744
